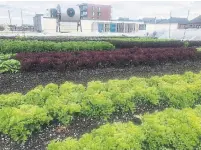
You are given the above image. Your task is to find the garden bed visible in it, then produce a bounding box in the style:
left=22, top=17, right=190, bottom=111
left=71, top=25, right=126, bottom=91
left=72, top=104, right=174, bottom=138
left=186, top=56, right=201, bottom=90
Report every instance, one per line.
left=1, top=59, right=201, bottom=94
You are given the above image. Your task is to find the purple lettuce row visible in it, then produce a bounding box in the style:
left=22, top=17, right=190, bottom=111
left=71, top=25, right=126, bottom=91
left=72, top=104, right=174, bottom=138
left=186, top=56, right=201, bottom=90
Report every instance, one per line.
left=15, top=48, right=197, bottom=72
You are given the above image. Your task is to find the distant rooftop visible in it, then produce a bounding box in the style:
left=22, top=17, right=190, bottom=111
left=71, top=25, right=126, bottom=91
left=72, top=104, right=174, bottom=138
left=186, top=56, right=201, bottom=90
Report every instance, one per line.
left=78, top=3, right=111, bottom=6
left=159, top=17, right=189, bottom=24
left=140, top=17, right=189, bottom=24
left=35, top=14, right=43, bottom=17
left=189, top=15, right=201, bottom=24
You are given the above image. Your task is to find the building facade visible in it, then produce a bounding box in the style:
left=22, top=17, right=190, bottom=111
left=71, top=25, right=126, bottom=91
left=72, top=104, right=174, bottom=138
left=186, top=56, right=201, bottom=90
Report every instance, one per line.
left=79, top=3, right=111, bottom=21
left=178, top=15, right=201, bottom=29
left=33, top=14, right=43, bottom=32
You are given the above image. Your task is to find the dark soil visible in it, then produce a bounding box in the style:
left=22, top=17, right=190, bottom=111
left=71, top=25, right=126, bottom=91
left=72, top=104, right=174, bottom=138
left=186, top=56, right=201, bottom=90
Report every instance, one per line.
left=1, top=60, right=201, bottom=94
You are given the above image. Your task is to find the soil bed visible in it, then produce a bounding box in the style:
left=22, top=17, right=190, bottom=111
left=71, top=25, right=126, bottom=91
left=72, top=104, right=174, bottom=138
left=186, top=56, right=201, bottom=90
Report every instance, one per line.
left=1, top=60, right=201, bottom=94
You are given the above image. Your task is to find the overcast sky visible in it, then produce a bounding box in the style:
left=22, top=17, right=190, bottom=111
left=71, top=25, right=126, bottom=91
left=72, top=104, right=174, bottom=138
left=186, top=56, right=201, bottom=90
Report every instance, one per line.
left=0, top=1, right=200, bottom=25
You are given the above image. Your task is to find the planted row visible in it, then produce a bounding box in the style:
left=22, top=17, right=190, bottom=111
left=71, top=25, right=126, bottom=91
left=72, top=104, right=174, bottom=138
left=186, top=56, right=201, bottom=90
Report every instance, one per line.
left=0, top=40, right=115, bottom=53
left=48, top=107, right=201, bottom=150
left=0, top=36, right=153, bottom=42
left=106, top=40, right=185, bottom=48
left=15, top=48, right=197, bottom=71
left=1, top=71, right=201, bottom=141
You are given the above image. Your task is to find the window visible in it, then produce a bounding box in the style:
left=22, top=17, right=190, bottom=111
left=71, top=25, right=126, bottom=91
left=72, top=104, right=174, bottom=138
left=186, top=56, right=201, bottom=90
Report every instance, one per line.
left=92, top=6, right=95, bottom=11
left=98, top=7, right=101, bottom=12
left=80, top=5, right=87, bottom=11
left=81, top=11, right=87, bottom=17
left=97, top=12, right=101, bottom=16
left=83, top=5, right=88, bottom=10
left=92, top=11, right=95, bottom=16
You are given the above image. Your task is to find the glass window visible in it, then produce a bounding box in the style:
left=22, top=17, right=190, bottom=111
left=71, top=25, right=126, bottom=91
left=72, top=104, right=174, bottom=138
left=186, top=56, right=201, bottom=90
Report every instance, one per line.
left=92, top=11, right=95, bottom=16
left=83, top=5, right=87, bottom=9
left=92, top=6, right=95, bottom=10
left=98, top=7, right=101, bottom=12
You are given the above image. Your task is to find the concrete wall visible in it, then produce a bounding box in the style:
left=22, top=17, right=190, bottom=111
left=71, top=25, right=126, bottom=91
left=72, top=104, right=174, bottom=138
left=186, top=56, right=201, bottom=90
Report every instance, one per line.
left=81, top=20, right=94, bottom=32
left=37, top=17, right=145, bottom=34
left=146, top=23, right=178, bottom=33
left=42, top=18, right=57, bottom=33
left=60, top=22, right=78, bottom=33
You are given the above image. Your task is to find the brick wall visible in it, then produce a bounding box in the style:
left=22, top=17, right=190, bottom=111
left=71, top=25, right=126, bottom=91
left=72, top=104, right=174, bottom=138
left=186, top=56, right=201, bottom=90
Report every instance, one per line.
left=86, top=4, right=111, bottom=20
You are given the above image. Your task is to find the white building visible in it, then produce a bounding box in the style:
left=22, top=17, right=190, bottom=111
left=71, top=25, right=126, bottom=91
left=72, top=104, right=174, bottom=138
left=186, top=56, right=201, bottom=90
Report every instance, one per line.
left=33, top=14, right=145, bottom=34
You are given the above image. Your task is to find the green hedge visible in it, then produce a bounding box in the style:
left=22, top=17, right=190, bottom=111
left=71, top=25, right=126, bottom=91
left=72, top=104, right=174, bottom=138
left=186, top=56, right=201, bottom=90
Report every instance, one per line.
left=0, top=40, right=115, bottom=53
left=47, top=106, right=201, bottom=150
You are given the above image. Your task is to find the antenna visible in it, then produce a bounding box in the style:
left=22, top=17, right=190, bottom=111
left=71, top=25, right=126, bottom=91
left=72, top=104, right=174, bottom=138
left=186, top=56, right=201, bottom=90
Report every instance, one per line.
left=8, top=10, right=13, bottom=33
left=182, top=9, right=190, bottom=40
left=169, top=11, right=172, bottom=39
left=21, top=9, right=25, bottom=36
left=21, top=9, right=24, bottom=26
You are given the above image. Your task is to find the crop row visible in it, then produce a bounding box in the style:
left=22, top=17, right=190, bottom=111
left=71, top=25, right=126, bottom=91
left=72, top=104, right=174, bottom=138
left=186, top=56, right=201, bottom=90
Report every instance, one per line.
left=1, top=71, right=201, bottom=141
left=106, top=38, right=201, bottom=48
left=1, top=39, right=201, bottom=54
left=0, top=40, right=115, bottom=53
left=0, top=36, right=156, bottom=42
left=48, top=106, right=201, bottom=150
left=107, top=40, right=185, bottom=48
left=2, top=36, right=201, bottom=47
left=15, top=48, right=197, bottom=72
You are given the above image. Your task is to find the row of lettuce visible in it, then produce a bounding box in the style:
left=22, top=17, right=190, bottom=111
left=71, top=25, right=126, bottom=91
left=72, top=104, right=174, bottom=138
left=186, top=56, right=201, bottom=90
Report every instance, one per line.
left=16, top=47, right=197, bottom=72
left=0, top=40, right=115, bottom=53
left=1, top=71, right=201, bottom=141
left=48, top=107, right=201, bottom=150
left=0, top=36, right=152, bottom=41
left=0, top=39, right=201, bottom=54
left=1, top=47, right=199, bottom=73
left=1, top=36, right=201, bottom=47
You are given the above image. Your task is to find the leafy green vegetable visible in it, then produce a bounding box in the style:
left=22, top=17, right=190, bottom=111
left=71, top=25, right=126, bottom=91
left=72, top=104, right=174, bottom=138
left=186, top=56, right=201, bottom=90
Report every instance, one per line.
left=0, top=40, right=115, bottom=53
left=0, top=105, right=52, bottom=142
left=2, top=72, right=201, bottom=142
left=48, top=122, right=144, bottom=150
left=142, top=108, right=201, bottom=150
left=0, top=59, right=20, bottom=73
